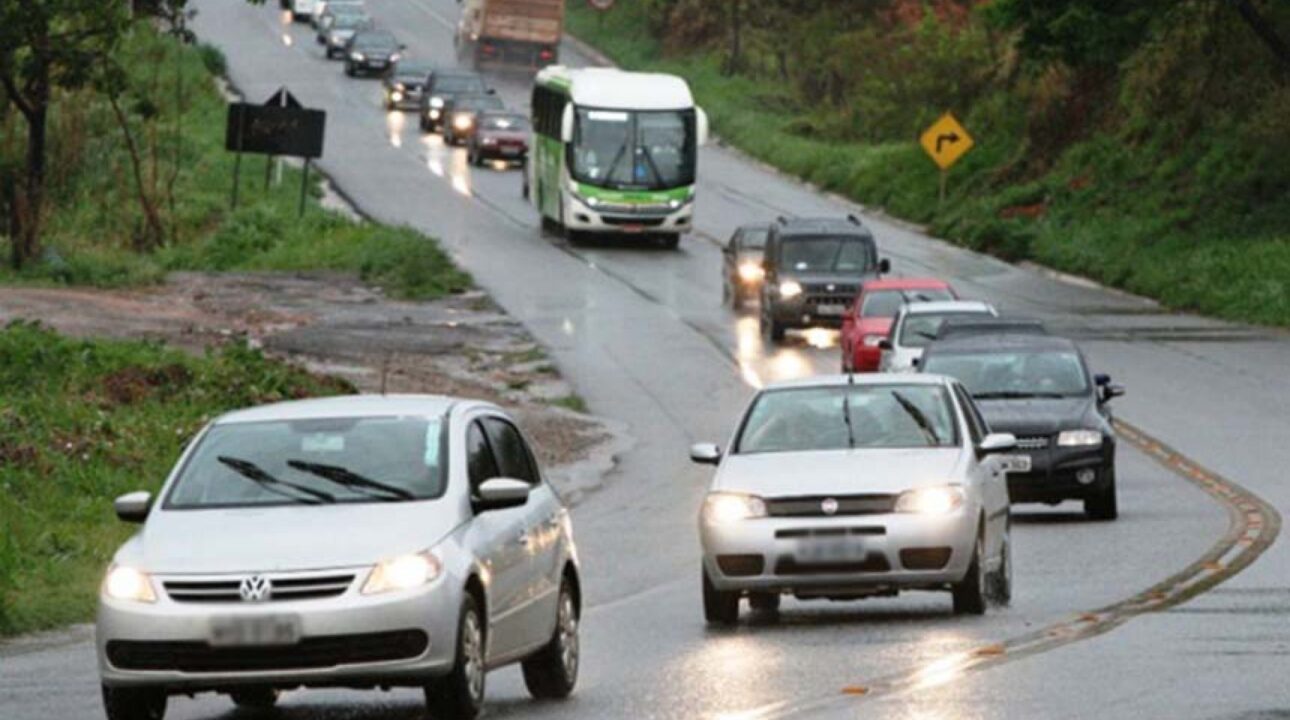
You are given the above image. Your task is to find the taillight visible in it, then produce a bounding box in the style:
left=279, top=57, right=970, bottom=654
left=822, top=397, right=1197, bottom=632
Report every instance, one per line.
left=539, top=48, right=554, bottom=60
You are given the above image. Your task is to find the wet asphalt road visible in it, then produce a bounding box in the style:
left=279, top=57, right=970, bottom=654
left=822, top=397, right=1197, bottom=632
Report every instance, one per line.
left=3, top=1, right=1289, bottom=718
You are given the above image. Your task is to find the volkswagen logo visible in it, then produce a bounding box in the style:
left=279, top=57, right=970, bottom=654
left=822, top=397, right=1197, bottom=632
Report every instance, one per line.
left=239, top=575, right=272, bottom=603
left=821, top=498, right=839, bottom=516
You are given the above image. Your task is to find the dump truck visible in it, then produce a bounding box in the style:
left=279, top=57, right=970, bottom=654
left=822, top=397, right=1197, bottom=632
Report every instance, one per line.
left=456, top=0, right=564, bottom=68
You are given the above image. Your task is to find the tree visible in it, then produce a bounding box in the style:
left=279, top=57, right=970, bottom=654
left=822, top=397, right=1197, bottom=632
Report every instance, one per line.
left=0, top=1, right=131, bottom=269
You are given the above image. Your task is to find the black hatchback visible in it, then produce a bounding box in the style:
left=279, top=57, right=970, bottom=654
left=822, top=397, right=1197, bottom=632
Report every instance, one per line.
left=343, top=30, right=404, bottom=77
left=919, top=333, right=1126, bottom=519
left=759, top=216, right=889, bottom=343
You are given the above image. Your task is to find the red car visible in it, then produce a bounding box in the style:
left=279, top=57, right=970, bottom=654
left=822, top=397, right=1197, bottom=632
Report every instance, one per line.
left=467, top=111, right=531, bottom=166
left=840, top=278, right=957, bottom=372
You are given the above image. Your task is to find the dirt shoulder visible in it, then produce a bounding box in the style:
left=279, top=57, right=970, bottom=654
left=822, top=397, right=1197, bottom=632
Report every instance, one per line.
left=0, top=272, right=629, bottom=504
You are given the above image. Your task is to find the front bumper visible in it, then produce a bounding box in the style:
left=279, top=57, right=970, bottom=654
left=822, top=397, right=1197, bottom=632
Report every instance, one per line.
left=475, top=142, right=528, bottom=160
left=700, top=511, right=977, bottom=595
left=97, top=569, right=459, bottom=691
left=350, top=58, right=393, bottom=74
left=564, top=195, right=693, bottom=235
left=385, top=89, right=423, bottom=110
left=1005, top=444, right=1113, bottom=503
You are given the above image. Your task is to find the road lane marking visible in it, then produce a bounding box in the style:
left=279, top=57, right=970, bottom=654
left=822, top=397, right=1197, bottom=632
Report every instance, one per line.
left=731, top=418, right=1280, bottom=720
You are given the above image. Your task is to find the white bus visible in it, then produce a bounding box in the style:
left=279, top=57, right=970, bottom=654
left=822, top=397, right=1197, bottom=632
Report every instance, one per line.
left=527, top=67, right=708, bottom=248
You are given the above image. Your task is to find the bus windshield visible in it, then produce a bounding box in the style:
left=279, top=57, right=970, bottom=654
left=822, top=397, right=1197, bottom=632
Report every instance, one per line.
left=571, top=108, right=695, bottom=190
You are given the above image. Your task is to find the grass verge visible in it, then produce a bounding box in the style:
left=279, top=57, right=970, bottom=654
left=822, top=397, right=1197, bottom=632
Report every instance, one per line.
left=0, top=321, right=354, bottom=636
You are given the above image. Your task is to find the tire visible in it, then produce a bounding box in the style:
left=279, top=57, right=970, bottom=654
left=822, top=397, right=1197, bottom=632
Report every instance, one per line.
left=748, top=592, right=780, bottom=614
left=702, top=567, right=740, bottom=626
left=989, top=521, right=1013, bottom=607
left=102, top=685, right=166, bottom=720
left=656, top=233, right=680, bottom=250
left=425, top=594, right=486, bottom=720
left=566, top=230, right=588, bottom=247
left=420, top=114, right=430, bottom=132
left=951, top=531, right=987, bottom=616
left=229, top=688, right=278, bottom=709
left=761, top=313, right=786, bottom=344
left=1085, top=466, right=1118, bottom=520
left=521, top=577, right=580, bottom=700
left=344, top=63, right=354, bottom=77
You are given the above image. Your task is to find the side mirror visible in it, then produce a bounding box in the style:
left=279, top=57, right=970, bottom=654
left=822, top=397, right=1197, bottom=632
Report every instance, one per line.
left=1101, top=384, right=1126, bottom=402
left=689, top=442, right=722, bottom=466
left=878, top=338, right=892, bottom=351
left=878, top=258, right=891, bottom=274
left=911, top=356, right=920, bottom=368
left=114, top=491, right=153, bottom=524
left=1094, top=373, right=1111, bottom=386
left=977, top=433, right=1017, bottom=457
left=560, top=103, right=575, bottom=144
left=475, top=478, right=531, bottom=512
left=487, top=87, right=497, bottom=95
left=696, top=106, right=710, bottom=147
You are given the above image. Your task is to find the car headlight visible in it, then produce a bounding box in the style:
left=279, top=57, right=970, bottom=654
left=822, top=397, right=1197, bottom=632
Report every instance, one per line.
left=702, top=493, right=767, bottom=524
left=351, top=52, right=365, bottom=61
left=895, top=486, right=965, bottom=515
left=390, top=52, right=401, bottom=62
left=362, top=551, right=442, bottom=595
left=429, top=96, right=444, bottom=108
left=1057, top=429, right=1103, bottom=447
left=452, top=114, right=473, bottom=131
left=103, top=565, right=157, bottom=603
left=428, top=108, right=441, bottom=120
left=482, top=137, right=498, bottom=145
left=391, top=90, right=404, bottom=102
left=779, top=280, right=803, bottom=298
left=862, top=334, right=884, bottom=347
left=394, top=82, right=405, bottom=91
left=737, top=262, right=764, bottom=283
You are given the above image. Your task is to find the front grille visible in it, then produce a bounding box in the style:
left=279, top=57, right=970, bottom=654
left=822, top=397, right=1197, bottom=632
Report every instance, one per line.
left=1014, top=436, right=1050, bottom=450
left=163, top=574, right=355, bottom=604
left=804, top=294, right=853, bottom=308
left=775, top=526, right=885, bottom=539
left=765, top=494, right=896, bottom=517
left=106, top=630, right=428, bottom=673
left=594, top=202, right=674, bottom=216
left=602, top=216, right=666, bottom=227
left=900, top=547, right=953, bottom=570
left=716, top=554, right=764, bottom=577
left=774, top=555, right=891, bottom=575
left=802, top=283, right=859, bottom=296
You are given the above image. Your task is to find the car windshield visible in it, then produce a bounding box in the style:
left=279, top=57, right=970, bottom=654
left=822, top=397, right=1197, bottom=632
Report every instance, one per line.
left=923, top=350, right=1090, bottom=398
left=165, top=416, right=446, bottom=509
left=393, top=63, right=433, bottom=81
left=435, top=75, right=486, bottom=94
left=481, top=115, right=529, bottom=131
left=741, top=228, right=768, bottom=250
left=780, top=236, right=875, bottom=273
left=333, top=14, right=369, bottom=29
left=455, top=96, right=504, bottom=112
left=899, top=311, right=989, bottom=348
left=737, top=385, right=959, bottom=454
left=353, top=32, right=397, bottom=50
left=572, top=108, right=696, bottom=190
left=862, top=288, right=954, bottom=317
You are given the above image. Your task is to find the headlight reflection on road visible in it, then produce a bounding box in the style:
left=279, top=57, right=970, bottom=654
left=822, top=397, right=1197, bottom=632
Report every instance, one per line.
left=735, top=316, right=764, bottom=389
left=386, top=110, right=404, bottom=148
left=674, top=635, right=787, bottom=719
left=909, top=651, right=972, bottom=691
left=801, top=328, right=837, bottom=350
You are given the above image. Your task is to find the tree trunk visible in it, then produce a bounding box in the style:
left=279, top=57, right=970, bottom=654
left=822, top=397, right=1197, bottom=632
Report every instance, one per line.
left=108, top=92, right=166, bottom=251
left=725, top=0, right=743, bottom=76
left=12, top=91, right=49, bottom=270
left=1229, top=0, right=1290, bottom=74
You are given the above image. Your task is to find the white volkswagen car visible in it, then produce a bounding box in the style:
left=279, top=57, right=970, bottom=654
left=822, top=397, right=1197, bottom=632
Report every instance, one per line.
left=691, top=375, right=1016, bottom=625
left=879, top=300, right=998, bottom=373
left=97, top=395, right=580, bottom=720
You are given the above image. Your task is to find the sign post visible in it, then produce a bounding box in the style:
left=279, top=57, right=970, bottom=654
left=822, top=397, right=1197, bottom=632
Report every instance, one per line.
left=919, top=112, right=974, bottom=206
left=225, top=88, right=327, bottom=217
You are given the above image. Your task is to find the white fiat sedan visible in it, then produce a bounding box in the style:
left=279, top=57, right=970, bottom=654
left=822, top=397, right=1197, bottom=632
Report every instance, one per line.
left=690, top=375, right=1016, bottom=625
left=97, top=395, right=580, bottom=720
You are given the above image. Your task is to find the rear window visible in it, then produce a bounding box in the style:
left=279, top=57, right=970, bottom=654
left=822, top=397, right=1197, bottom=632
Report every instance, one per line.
left=741, top=229, right=768, bottom=250
left=861, top=288, right=954, bottom=317
left=899, top=311, right=991, bottom=348
left=436, top=75, right=486, bottom=94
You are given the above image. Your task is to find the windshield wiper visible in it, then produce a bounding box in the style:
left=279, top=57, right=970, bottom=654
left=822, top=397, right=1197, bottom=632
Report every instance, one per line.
left=637, top=144, right=665, bottom=186
left=912, top=330, right=940, bottom=341
left=841, top=393, right=857, bottom=449
left=286, top=460, right=416, bottom=502
left=974, top=391, right=1067, bottom=400
left=600, top=140, right=631, bottom=185
left=890, top=391, right=941, bottom=445
left=217, top=456, right=334, bottom=505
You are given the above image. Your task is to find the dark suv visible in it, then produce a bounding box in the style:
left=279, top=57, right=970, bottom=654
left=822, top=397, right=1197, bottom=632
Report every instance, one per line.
left=759, top=216, right=889, bottom=343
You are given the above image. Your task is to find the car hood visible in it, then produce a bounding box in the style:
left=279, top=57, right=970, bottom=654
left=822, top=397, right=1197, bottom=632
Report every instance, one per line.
left=783, top=271, right=877, bottom=286
left=975, top=396, right=1094, bottom=437
left=714, top=448, right=964, bottom=498
left=479, top=130, right=527, bottom=143
left=122, top=502, right=458, bottom=574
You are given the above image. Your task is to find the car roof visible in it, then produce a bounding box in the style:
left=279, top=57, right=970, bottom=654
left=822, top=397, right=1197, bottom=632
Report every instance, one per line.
left=935, top=317, right=1048, bottom=339
left=214, top=394, right=466, bottom=425
left=352, top=30, right=396, bottom=42
left=925, top=333, right=1080, bottom=355
left=901, top=300, right=993, bottom=315
left=773, top=216, right=873, bottom=238
left=762, top=373, right=951, bottom=392
left=862, top=277, right=950, bottom=291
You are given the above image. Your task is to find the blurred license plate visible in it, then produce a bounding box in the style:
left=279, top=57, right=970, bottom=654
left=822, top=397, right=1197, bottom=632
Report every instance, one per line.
left=620, top=224, right=645, bottom=233
left=209, top=615, right=301, bottom=647
left=500, top=147, right=521, bottom=155
left=817, top=304, right=846, bottom=316
left=371, top=61, right=386, bottom=68
left=795, top=537, right=865, bottom=564
left=1002, top=454, right=1032, bottom=473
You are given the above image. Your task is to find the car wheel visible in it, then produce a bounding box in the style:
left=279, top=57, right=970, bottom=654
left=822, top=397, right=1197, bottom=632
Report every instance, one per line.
left=748, top=592, right=780, bottom=614
left=229, top=688, right=278, bottom=709
left=521, top=577, right=580, bottom=699
left=656, top=233, right=681, bottom=250
left=989, top=522, right=1013, bottom=607
left=702, top=567, right=740, bottom=626
left=951, top=531, right=987, bottom=616
left=425, top=594, right=486, bottom=720
left=102, top=685, right=166, bottom=720
left=761, top=313, right=786, bottom=344
left=344, top=63, right=354, bottom=77
left=1085, top=466, right=1118, bottom=521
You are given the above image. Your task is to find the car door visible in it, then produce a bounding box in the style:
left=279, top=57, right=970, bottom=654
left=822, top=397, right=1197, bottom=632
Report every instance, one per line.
left=955, top=384, right=1008, bottom=561
left=481, top=416, right=563, bottom=652
left=463, top=418, right=532, bottom=663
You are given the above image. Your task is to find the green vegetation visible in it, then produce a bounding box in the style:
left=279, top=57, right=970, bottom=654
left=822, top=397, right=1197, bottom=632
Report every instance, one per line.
left=0, top=321, right=354, bottom=636
left=550, top=394, right=589, bottom=413
left=1, top=22, right=469, bottom=300
left=568, top=1, right=1290, bottom=325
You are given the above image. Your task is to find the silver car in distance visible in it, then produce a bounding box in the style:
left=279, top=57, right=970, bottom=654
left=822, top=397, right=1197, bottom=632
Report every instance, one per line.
left=691, top=374, right=1016, bottom=625
left=97, top=395, right=581, bottom=720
